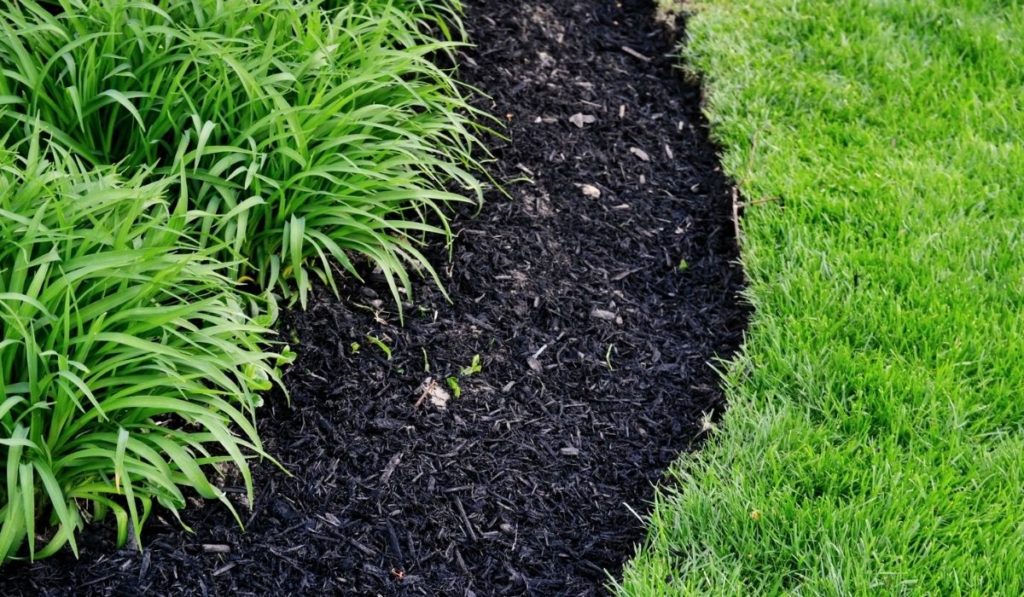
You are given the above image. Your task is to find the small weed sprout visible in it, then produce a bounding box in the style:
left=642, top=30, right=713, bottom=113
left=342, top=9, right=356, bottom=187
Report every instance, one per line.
left=446, top=376, right=462, bottom=398
left=460, top=354, right=483, bottom=377
left=366, top=335, right=393, bottom=360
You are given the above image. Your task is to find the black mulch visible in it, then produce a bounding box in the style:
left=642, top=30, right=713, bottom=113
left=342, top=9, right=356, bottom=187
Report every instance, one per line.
left=4, top=0, right=748, bottom=594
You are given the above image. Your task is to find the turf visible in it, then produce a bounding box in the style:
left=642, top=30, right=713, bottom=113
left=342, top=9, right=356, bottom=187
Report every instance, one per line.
left=620, top=0, right=1024, bottom=593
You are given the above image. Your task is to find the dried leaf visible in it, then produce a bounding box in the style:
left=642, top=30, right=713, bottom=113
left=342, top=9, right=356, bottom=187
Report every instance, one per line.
left=415, top=377, right=451, bottom=409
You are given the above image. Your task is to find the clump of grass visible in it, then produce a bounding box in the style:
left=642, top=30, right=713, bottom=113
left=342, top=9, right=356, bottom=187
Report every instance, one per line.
left=0, top=138, right=285, bottom=561
left=0, top=0, right=488, bottom=309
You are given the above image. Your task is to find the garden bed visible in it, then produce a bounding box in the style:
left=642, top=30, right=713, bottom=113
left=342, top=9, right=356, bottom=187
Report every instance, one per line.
left=7, top=0, right=746, bottom=594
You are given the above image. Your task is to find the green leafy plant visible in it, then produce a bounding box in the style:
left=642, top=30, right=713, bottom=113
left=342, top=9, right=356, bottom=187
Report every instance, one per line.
left=0, top=0, right=485, bottom=565
left=0, top=140, right=285, bottom=561
left=0, top=0, right=489, bottom=309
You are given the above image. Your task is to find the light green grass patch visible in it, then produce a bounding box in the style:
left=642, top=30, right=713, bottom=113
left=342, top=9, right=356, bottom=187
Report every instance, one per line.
left=621, top=0, right=1024, bottom=594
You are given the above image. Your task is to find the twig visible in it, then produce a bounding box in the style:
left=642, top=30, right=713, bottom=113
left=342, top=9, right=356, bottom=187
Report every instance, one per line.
left=747, top=195, right=781, bottom=207
left=452, top=496, right=479, bottom=542
left=620, top=46, right=652, bottom=62
left=413, top=377, right=434, bottom=409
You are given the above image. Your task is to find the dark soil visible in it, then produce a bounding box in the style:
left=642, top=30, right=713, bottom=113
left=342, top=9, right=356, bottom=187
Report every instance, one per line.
left=4, top=0, right=748, bottom=594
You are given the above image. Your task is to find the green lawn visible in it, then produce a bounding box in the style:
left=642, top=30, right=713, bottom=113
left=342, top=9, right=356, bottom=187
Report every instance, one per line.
left=621, top=0, right=1024, bottom=593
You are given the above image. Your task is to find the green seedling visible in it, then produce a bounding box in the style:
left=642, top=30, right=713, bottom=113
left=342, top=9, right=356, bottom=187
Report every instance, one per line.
left=460, top=354, right=483, bottom=377
left=446, top=376, right=462, bottom=398
left=366, top=335, right=392, bottom=360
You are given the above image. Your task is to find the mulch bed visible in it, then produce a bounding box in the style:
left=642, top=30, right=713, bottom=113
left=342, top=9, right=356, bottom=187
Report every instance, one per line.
left=5, top=0, right=748, bottom=594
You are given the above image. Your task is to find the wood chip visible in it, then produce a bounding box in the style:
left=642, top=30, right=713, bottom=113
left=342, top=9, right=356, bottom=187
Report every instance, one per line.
left=560, top=447, right=580, bottom=456
left=348, top=538, right=377, bottom=557
left=569, top=113, right=597, bottom=128
left=578, top=184, right=601, bottom=198
left=319, top=512, right=342, bottom=527
left=629, top=147, right=650, bottom=161
left=452, top=496, right=479, bottom=542
left=203, top=544, right=231, bottom=554
left=380, top=452, right=403, bottom=485
left=612, top=267, right=644, bottom=281
left=590, top=309, right=618, bottom=322
left=620, top=46, right=651, bottom=62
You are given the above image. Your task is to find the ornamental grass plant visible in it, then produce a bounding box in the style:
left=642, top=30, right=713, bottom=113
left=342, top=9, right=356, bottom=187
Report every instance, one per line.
left=0, top=0, right=481, bottom=562
left=0, top=0, right=487, bottom=308
left=0, top=0, right=483, bottom=561
left=0, top=137, right=285, bottom=561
